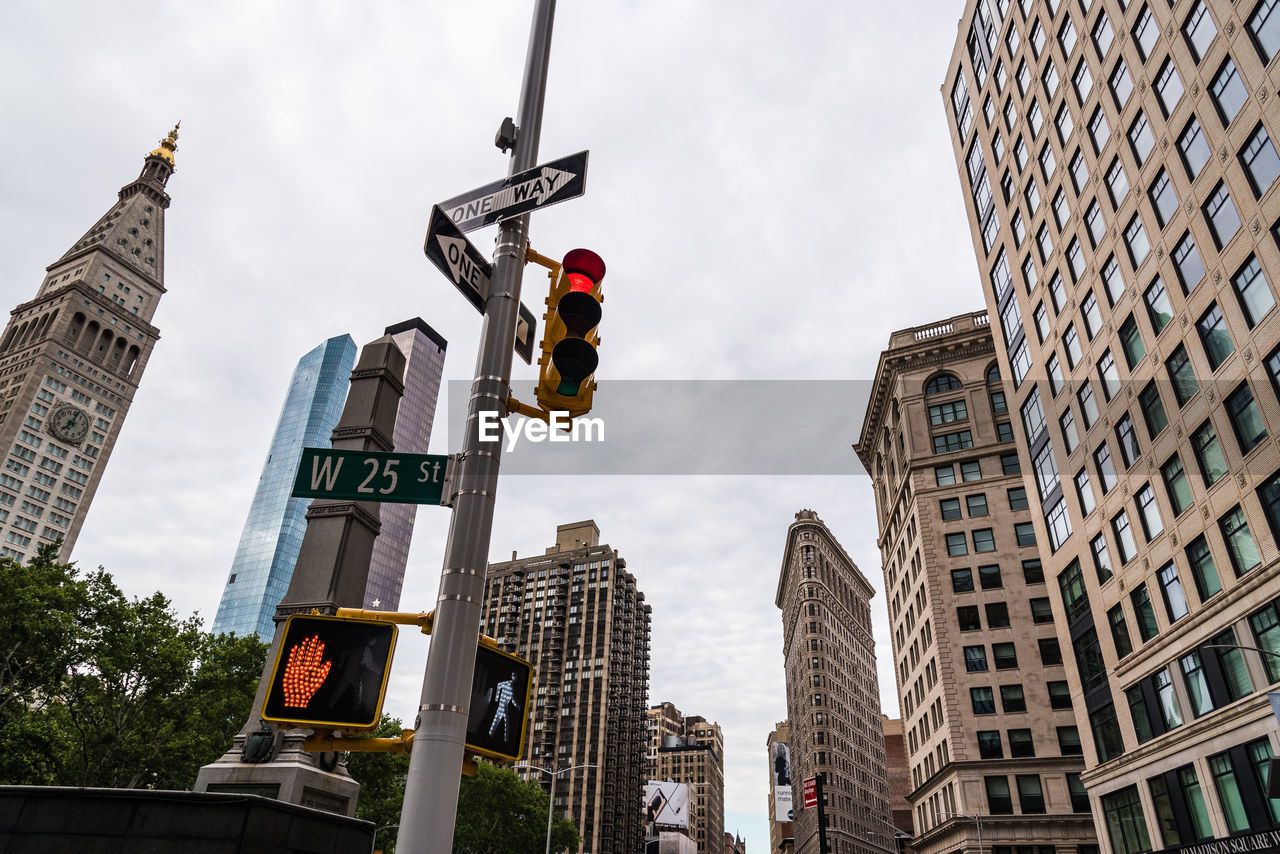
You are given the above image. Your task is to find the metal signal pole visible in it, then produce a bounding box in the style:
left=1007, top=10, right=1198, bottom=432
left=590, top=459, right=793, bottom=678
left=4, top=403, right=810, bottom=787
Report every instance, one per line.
left=395, top=2, right=557, bottom=851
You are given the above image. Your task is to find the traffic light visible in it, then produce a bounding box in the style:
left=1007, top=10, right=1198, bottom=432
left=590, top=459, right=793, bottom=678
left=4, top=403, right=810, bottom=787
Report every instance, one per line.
left=464, top=639, right=533, bottom=762
left=535, top=248, right=605, bottom=417
left=262, top=614, right=397, bottom=731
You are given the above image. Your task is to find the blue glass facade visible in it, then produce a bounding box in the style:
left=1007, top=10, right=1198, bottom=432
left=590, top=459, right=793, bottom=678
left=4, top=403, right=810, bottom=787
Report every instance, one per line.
left=211, top=334, right=357, bottom=637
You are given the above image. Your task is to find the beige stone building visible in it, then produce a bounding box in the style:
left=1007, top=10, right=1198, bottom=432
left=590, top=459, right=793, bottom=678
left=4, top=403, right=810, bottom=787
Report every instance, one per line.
left=856, top=312, right=1096, bottom=854
left=945, top=0, right=1280, bottom=850
left=645, top=702, right=725, bottom=854
left=767, top=721, right=796, bottom=854
left=776, top=510, right=894, bottom=854
left=482, top=520, right=652, bottom=854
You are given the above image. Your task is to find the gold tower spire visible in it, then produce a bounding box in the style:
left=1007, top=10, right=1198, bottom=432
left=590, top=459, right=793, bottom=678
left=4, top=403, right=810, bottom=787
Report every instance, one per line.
left=148, top=121, right=180, bottom=165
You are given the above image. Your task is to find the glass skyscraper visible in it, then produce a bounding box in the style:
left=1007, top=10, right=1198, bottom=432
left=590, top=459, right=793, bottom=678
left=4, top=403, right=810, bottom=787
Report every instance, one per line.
left=364, top=318, right=447, bottom=611
left=212, top=334, right=357, bottom=637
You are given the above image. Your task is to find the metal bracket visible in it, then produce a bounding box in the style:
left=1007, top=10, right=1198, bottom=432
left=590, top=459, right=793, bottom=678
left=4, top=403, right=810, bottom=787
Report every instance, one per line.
left=439, top=453, right=459, bottom=507
left=495, top=117, right=518, bottom=153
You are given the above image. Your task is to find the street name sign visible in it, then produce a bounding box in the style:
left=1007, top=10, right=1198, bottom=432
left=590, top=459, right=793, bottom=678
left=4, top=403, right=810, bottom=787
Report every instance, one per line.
left=425, top=205, right=491, bottom=313
left=438, top=150, right=588, bottom=233
left=292, top=448, right=453, bottom=505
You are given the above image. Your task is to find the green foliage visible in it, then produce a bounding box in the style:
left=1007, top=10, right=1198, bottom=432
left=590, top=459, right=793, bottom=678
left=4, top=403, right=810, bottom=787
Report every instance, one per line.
left=454, top=762, right=579, bottom=854
left=345, top=715, right=411, bottom=850
left=0, top=546, right=267, bottom=789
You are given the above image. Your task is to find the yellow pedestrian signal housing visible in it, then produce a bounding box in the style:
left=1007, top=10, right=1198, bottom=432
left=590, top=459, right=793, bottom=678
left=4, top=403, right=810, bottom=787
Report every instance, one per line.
left=535, top=248, right=605, bottom=418
left=464, top=638, right=534, bottom=763
left=262, top=614, right=397, bottom=732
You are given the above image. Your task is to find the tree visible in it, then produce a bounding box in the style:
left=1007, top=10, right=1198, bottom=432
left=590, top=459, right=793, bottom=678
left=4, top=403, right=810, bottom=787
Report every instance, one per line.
left=345, top=715, right=411, bottom=848
left=0, top=548, right=267, bottom=789
left=454, top=761, right=579, bottom=854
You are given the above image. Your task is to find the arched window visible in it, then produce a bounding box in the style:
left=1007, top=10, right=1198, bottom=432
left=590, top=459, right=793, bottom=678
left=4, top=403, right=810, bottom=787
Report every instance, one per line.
left=986, top=363, right=1001, bottom=383
left=925, top=373, right=962, bottom=395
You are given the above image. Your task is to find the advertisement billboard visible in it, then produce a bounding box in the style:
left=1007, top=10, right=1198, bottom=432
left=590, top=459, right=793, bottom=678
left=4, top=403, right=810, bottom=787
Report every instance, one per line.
left=644, top=781, right=690, bottom=828
left=771, top=741, right=793, bottom=822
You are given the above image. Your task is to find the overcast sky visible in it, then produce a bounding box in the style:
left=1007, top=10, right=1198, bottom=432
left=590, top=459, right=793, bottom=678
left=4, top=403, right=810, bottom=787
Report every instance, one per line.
left=0, top=1, right=984, bottom=849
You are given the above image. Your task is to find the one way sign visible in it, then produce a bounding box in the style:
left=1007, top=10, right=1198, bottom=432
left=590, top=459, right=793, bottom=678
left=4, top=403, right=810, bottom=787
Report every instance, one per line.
left=438, top=150, right=588, bottom=233
left=424, top=205, right=491, bottom=313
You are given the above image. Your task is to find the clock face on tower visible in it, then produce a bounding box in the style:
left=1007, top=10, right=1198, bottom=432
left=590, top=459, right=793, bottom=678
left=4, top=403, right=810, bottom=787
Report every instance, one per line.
left=49, top=403, right=90, bottom=444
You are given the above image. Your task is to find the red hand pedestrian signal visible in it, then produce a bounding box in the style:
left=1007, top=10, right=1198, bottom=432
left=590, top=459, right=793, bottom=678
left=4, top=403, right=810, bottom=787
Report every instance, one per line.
left=281, top=633, right=332, bottom=707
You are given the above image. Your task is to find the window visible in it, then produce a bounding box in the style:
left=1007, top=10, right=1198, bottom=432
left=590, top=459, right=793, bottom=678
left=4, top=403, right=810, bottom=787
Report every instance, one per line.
left=993, top=641, right=1018, bottom=669
left=1197, top=303, right=1235, bottom=370
left=1030, top=18, right=1046, bottom=56
left=1030, top=100, right=1046, bottom=140
left=1209, top=752, right=1251, bottom=833
left=1048, top=353, right=1065, bottom=395
left=974, top=528, right=996, bottom=552
left=1261, top=467, right=1280, bottom=546
left=1110, top=59, right=1133, bottom=108
left=1157, top=561, right=1188, bottom=621
left=1180, top=650, right=1214, bottom=716
left=1017, top=520, right=1039, bottom=547
left=1037, top=223, right=1053, bottom=261
left=1119, top=316, right=1145, bottom=369
left=1140, top=382, right=1169, bottom=439
left=1091, top=703, right=1125, bottom=763
left=1249, top=0, right=1280, bottom=63
left=986, top=776, right=1014, bottom=815
left=967, top=494, right=989, bottom=516
left=1183, top=1, right=1218, bottom=62
left=987, top=602, right=1011, bottom=628
left=1093, top=533, right=1115, bottom=581
left=1172, top=231, right=1205, bottom=292
left=1226, top=382, right=1268, bottom=453
left=1112, top=510, right=1138, bottom=565
left=1245, top=738, right=1280, bottom=824
left=965, top=645, right=989, bottom=671
left=1048, top=680, right=1072, bottom=708
left=1093, top=11, right=1114, bottom=56
left=1076, top=468, right=1096, bottom=514
left=1098, top=350, right=1121, bottom=399
left=979, top=564, right=1003, bottom=589
left=1210, top=57, right=1249, bottom=125
left=1234, top=255, right=1276, bottom=327
left=1024, top=180, right=1041, bottom=216
left=935, top=465, right=957, bottom=486
left=1101, top=253, right=1126, bottom=305
left=929, top=399, right=969, bottom=424
left=1030, top=597, right=1054, bottom=623
left=1095, top=442, right=1118, bottom=492
left=947, top=532, right=969, bottom=556
left=1105, top=159, right=1130, bottom=208
left=1186, top=534, right=1222, bottom=601
left=1059, top=16, right=1077, bottom=54
left=1203, top=182, right=1242, bottom=248
left=1009, top=487, right=1029, bottom=510
left=1154, top=58, right=1184, bottom=116
left=1079, top=381, right=1100, bottom=427
left=1124, top=214, right=1150, bottom=267
left=958, top=605, right=983, bottom=631
left=1033, top=302, right=1050, bottom=342
left=1043, top=60, right=1061, bottom=101
left=1017, top=58, right=1031, bottom=97
left=934, top=430, right=975, bottom=453
left=1061, top=409, right=1080, bottom=453
left=1035, top=443, right=1061, bottom=499
left=991, top=389, right=1007, bottom=413
left=1137, top=482, right=1164, bottom=540
left=1149, top=169, right=1178, bottom=228
left=1089, top=106, right=1111, bottom=154
left=1178, top=117, right=1212, bottom=179
left=1075, top=627, right=1107, bottom=691
left=1039, top=636, right=1063, bottom=665
left=1250, top=599, right=1280, bottom=683
left=1220, top=505, right=1262, bottom=575
left=1055, top=101, right=1074, bottom=143
left=1059, top=559, right=1090, bottom=622
left=941, top=498, right=963, bottom=521
left=1109, top=603, right=1133, bottom=658
left=1155, top=667, right=1183, bottom=729
left=1058, top=725, right=1083, bottom=755
left=926, top=373, right=963, bottom=394
left=1117, top=414, right=1141, bottom=467
left=972, top=686, right=996, bottom=714
left=1162, top=455, right=1193, bottom=515
left=963, top=460, right=983, bottom=481
left=1001, top=453, right=1021, bottom=475
left=1052, top=188, right=1070, bottom=230
left=1191, top=420, right=1229, bottom=485
left=1167, top=344, right=1199, bottom=406
left=1022, top=387, right=1047, bottom=441
left=1133, top=4, right=1158, bottom=60
left=1073, top=59, right=1094, bottom=101
left=952, top=567, right=975, bottom=592
left=1070, top=147, right=1089, bottom=192
left=1066, top=238, right=1086, bottom=282
left=1101, top=785, right=1151, bottom=854
left=978, top=730, right=1004, bottom=759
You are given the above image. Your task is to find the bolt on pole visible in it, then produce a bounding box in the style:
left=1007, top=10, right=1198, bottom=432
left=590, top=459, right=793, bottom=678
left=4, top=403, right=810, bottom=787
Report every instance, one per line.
left=395, top=1, right=557, bottom=852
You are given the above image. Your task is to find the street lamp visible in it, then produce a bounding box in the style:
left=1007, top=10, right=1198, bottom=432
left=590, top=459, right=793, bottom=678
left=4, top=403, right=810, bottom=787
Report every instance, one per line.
left=511, top=762, right=596, bottom=854
left=938, top=811, right=984, bottom=854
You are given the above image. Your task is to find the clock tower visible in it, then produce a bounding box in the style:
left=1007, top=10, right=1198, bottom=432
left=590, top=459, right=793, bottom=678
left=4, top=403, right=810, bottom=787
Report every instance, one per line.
left=0, top=126, right=177, bottom=562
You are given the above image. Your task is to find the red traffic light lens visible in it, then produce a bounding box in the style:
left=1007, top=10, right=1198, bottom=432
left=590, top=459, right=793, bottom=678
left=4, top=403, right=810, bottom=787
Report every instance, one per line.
left=562, top=249, right=605, bottom=286
left=566, top=272, right=595, bottom=293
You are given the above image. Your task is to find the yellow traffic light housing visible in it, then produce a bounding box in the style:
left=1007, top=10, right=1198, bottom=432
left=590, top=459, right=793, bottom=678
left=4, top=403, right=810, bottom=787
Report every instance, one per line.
left=534, top=248, right=605, bottom=418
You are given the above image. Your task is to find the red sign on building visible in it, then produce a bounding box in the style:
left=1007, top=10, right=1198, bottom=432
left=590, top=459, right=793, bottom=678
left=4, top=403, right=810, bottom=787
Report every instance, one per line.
left=802, top=776, right=818, bottom=809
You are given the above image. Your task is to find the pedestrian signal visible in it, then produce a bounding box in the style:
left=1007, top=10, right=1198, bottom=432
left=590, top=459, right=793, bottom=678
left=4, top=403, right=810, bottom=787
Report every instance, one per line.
left=262, top=614, right=397, bottom=731
left=464, top=640, right=533, bottom=762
